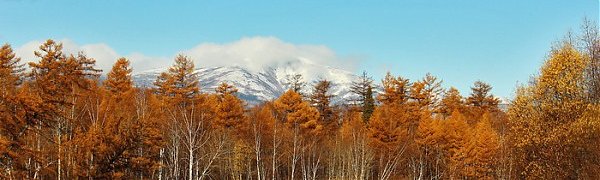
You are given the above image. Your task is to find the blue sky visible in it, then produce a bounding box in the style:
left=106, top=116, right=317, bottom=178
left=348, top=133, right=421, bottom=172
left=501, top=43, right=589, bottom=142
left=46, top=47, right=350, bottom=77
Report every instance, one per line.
left=0, top=0, right=598, bottom=98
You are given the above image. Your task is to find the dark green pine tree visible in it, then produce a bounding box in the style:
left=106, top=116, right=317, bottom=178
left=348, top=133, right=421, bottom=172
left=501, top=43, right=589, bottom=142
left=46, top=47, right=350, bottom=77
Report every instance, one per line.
left=363, top=84, right=375, bottom=122
left=351, top=71, right=375, bottom=122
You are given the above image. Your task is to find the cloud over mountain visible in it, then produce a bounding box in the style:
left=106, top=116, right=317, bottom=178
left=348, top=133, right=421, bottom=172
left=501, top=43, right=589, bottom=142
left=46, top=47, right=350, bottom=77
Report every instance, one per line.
left=181, top=36, right=357, bottom=74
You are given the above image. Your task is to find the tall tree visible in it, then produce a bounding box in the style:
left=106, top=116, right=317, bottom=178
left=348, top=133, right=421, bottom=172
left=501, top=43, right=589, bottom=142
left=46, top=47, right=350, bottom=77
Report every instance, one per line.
left=214, top=82, right=245, bottom=129
left=363, top=85, right=375, bottom=123
left=465, top=81, right=499, bottom=123
left=368, top=72, right=414, bottom=179
left=509, top=41, right=600, bottom=179
left=72, top=57, right=137, bottom=179
left=580, top=19, right=600, bottom=103
left=284, top=73, right=305, bottom=93
left=154, top=54, right=199, bottom=106
left=444, top=110, right=471, bottom=178
left=130, top=89, right=165, bottom=179
left=247, top=104, right=278, bottom=180
left=466, top=81, right=499, bottom=111
left=438, top=87, right=464, bottom=118
left=103, top=58, right=133, bottom=93
left=454, top=114, right=499, bottom=179
left=410, top=73, right=443, bottom=111
left=378, top=72, right=409, bottom=106
left=367, top=103, right=409, bottom=179
left=28, top=39, right=100, bottom=180
left=216, top=82, right=237, bottom=96
left=415, top=114, right=445, bottom=179
left=28, top=39, right=69, bottom=125
left=335, top=110, right=373, bottom=179
left=274, top=90, right=322, bottom=180
left=351, top=71, right=375, bottom=122
left=416, top=110, right=471, bottom=179
left=154, top=54, right=203, bottom=180
left=274, top=90, right=322, bottom=135
left=0, top=44, right=24, bottom=94
left=309, top=79, right=337, bottom=132
left=0, top=44, right=42, bottom=179
left=213, top=82, right=247, bottom=179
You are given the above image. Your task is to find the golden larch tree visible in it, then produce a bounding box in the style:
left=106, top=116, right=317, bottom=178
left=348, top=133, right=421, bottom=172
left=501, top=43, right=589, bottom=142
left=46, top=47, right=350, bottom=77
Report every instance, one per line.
left=273, top=90, right=322, bottom=179
left=214, top=82, right=245, bottom=129
left=309, top=79, right=338, bottom=134
left=509, top=41, right=600, bottom=179
left=368, top=72, right=413, bottom=179
left=454, top=113, right=499, bottom=179
left=0, top=44, right=43, bottom=179
left=28, top=39, right=101, bottom=180
left=438, top=87, right=464, bottom=118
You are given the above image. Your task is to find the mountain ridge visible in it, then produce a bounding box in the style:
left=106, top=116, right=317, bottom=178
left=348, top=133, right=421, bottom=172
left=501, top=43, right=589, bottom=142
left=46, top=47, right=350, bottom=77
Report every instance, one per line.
left=132, top=65, right=360, bottom=104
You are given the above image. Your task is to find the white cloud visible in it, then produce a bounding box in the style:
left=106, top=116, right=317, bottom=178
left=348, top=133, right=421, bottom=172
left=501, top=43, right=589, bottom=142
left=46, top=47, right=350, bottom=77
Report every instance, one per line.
left=181, top=36, right=358, bottom=80
left=14, top=40, right=44, bottom=66
left=78, top=43, right=120, bottom=71
left=15, top=39, right=171, bottom=72
left=14, top=36, right=358, bottom=77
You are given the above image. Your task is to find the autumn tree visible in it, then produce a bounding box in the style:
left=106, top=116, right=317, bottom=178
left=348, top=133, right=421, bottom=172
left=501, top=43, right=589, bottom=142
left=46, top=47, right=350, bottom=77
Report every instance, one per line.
left=378, top=72, right=409, bottom=106
left=154, top=54, right=205, bottom=180
left=580, top=19, right=600, bottom=103
left=509, top=41, right=600, bottom=179
left=28, top=40, right=69, bottom=130
left=216, top=82, right=237, bottom=96
left=248, top=102, right=285, bottom=180
left=441, top=110, right=471, bottom=178
left=103, top=58, right=133, bottom=93
left=64, top=57, right=163, bottom=179
left=453, top=114, right=499, bottom=179
left=0, top=44, right=43, bottom=179
left=275, top=90, right=322, bottom=135
left=467, top=81, right=498, bottom=108
left=213, top=82, right=251, bottom=178
left=368, top=105, right=409, bottom=179
left=438, top=87, right=465, bottom=118
left=0, top=44, right=24, bottom=93
left=28, top=39, right=100, bottom=180
left=0, top=44, right=21, bottom=176
left=154, top=54, right=199, bottom=105
left=466, top=81, right=499, bottom=121
left=415, top=114, right=445, bottom=179
left=130, top=89, right=165, bottom=179
left=368, top=72, right=414, bottom=179
left=410, top=73, right=443, bottom=111
left=247, top=104, right=278, bottom=180
left=309, top=79, right=338, bottom=133
left=83, top=57, right=162, bottom=179
left=214, top=82, right=245, bottom=129
left=407, top=73, right=444, bottom=174
left=274, top=90, right=322, bottom=179
left=0, top=43, right=24, bottom=132
left=63, top=51, right=102, bottom=180
left=331, top=110, right=373, bottom=179
left=81, top=57, right=138, bottom=178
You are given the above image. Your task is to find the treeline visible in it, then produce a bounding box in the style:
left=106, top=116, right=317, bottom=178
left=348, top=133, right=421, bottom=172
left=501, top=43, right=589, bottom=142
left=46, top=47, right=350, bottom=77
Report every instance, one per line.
left=1, top=22, right=600, bottom=179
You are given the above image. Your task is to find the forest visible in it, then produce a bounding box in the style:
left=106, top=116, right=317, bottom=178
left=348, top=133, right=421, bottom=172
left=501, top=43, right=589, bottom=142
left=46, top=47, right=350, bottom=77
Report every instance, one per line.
left=0, top=22, right=599, bottom=180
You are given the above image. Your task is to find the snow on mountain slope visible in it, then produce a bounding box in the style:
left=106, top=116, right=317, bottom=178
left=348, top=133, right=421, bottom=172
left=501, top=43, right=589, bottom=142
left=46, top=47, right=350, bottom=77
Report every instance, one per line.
left=132, top=64, right=360, bottom=104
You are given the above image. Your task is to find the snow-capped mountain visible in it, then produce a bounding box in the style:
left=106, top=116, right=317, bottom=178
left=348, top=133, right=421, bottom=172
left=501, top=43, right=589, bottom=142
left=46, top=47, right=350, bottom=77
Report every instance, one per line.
left=132, top=64, right=360, bottom=105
